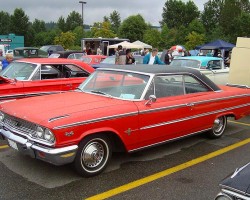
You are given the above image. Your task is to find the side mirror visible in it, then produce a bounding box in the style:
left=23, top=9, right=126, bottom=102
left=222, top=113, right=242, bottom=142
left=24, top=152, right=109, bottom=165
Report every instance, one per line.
left=145, top=95, right=157, bottom=106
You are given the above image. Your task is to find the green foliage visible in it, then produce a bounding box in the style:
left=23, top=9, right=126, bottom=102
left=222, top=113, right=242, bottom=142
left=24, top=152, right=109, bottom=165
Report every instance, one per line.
left=0, top=11, right=11, bottom=34
left=91, top=21, right=116, bottom=38
left=109, top=10, right=121, bottom=34
left=54, top=31, right=76, bottom=49
left=57, top=16, right=66, bottom=32
left=32, top=19, right=46, bottom=33
left=161, top=0, right=200, bottom=28
left=143, top=28, right=161, bottom=49
left=187, top=19, right=205, bottom=35
left=65, top=11, right=82, bottom=31
left=185, top=31, right=205, bottom=50
left=119, top=14, right=147, bottom=42
left=73, top=26, right=85, bottom=46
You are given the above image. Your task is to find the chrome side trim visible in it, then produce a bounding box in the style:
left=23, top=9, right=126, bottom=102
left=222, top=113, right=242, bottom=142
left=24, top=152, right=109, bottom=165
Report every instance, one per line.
left=54, top=111, right=138, bottom=130
left=49, top=115, right=70, bottom=122
left=140, top=94, right=250, bottom=114
left=141, top=103, right=250, bottom=130
left=0, top=91, right=62, bottom=100
left=128, top=128, right=211, bottom=152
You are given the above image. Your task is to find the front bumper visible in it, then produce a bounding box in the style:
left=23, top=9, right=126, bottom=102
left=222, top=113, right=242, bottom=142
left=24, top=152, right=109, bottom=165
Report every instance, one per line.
left=0, top=127, right=78, bottom=166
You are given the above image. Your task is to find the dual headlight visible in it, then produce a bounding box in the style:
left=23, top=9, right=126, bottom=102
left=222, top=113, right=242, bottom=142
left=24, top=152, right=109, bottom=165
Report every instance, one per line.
left=35, top=126, right=55, bottom=143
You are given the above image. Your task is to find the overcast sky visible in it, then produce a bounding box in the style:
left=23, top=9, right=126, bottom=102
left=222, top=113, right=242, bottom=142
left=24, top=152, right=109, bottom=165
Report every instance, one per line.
left=2, top=0, right=208, bottom=25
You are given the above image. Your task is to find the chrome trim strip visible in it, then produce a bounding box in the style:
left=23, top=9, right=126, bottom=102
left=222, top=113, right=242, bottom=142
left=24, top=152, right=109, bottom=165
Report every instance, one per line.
left=140, top=94, right=250, bottom=114
left=128, top=128, right=211, bottom=152
left=0, top=91, right=62, bottom=100
left=49, top=115, right=70, bottom=122
left=53, top=111, right=138, bottom=130
left=141, top=103, right=250, bottom=130
left=220, top=188, right=250, bottom=200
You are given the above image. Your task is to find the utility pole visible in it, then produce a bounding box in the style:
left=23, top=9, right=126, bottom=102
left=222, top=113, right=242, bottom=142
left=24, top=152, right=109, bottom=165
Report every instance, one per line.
left=79, top=1, right=87, bottom=29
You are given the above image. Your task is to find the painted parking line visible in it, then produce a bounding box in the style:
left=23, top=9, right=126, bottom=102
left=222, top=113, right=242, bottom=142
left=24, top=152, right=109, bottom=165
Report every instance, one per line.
left=0, top=145, right=9, bottom=149
left=228, top=120, right=250, bottom=126
left=85, top=138, right=250, bottom=200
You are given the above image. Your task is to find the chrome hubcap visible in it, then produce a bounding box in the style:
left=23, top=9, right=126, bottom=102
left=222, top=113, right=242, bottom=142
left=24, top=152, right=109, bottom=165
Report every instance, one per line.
left=82, top=142, right=104, bottom=168
left=213, top=117, right=224, bottom=134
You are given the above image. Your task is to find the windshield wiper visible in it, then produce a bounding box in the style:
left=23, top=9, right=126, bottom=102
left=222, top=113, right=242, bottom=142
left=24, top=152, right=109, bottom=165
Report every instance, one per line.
left=90, top=90, right=113, bottom=98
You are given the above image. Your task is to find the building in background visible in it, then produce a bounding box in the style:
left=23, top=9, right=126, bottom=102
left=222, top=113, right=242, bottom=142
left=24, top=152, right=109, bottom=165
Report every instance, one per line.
left=0, top=34, right=24, bottom=52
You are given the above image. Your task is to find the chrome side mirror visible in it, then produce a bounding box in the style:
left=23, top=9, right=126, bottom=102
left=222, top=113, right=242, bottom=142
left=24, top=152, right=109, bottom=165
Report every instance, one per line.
left=145, top=95, right=157, bottom=105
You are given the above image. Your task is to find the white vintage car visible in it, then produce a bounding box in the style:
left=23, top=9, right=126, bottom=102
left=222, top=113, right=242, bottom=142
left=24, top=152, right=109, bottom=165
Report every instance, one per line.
left=170, top=56, right=229, bottom=85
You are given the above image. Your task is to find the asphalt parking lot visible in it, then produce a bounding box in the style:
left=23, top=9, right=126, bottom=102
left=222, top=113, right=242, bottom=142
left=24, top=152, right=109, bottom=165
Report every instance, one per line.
left=0, top=116, right=250, bottom=200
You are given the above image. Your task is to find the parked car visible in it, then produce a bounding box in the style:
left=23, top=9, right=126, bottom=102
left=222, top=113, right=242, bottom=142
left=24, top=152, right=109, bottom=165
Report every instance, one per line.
left=92, top=55, right=144, bottom=69
left=170, top=56, right=229, bottom=85
left=40, top=45, right=64, bottom=55
left=0, top=65, right=250, bottom=177
left=68, top=54, right=107, bottom=67
left=215, top=162, right=250, bottom=200
left=13, top=47, right=48, bottom=58
left=0, top=58, right=94, bottom=101
left=48, top=50, right=84, bottom=58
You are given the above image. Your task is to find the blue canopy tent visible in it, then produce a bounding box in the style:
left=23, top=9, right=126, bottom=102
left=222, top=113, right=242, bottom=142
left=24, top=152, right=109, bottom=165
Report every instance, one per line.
left=199, top=39, right=235, bottom=50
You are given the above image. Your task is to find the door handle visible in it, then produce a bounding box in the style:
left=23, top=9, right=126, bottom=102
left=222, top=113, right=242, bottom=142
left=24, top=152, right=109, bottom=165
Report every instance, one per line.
left=186, top=103, right=195, bottom=110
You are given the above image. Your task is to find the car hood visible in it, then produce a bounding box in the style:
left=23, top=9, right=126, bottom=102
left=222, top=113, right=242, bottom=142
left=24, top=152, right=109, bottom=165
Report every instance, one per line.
left=220, top=162, right=250, bottom=196
left=0, top=91, right=136, bottom=126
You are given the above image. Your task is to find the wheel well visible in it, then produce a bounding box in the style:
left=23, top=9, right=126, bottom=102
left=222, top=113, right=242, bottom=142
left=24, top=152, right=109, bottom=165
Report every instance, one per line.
left=82, top=131, right=126, bottom=153
left=226, top=113, right=236, bottom=120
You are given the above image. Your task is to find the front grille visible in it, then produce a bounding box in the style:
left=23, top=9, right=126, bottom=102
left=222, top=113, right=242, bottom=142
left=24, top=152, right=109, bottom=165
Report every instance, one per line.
left=3, top=113, right=37, bottom=136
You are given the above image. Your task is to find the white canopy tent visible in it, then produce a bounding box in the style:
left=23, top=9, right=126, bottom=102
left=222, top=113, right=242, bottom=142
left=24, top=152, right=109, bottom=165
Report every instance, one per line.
left=132, top=40, right=152, bottom=49
left=107, top=41, right=143, bottom=49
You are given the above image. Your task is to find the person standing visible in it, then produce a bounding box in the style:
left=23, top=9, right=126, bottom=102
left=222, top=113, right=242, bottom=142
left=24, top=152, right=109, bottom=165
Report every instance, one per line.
left=125, top=49, right=135, bottom=64
left=2, top=54, right=13, bottom=70
left=143, top=48, right=165, bottom=65
left=115, top=45, right=126, bottom=65
left=164, top=50, right=172, bottom=65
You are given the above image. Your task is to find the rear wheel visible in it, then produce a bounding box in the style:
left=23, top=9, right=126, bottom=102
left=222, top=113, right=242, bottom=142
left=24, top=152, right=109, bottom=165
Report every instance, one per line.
left=207, top=116, right=227, bottom=139
left=74, top=134, right=112, bottom=177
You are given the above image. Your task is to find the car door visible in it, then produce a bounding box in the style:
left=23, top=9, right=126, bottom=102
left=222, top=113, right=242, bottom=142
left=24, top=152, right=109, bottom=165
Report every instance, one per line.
left=134, top=74, right=213, bottom=148
left=207, top=60, right=229, bottom=85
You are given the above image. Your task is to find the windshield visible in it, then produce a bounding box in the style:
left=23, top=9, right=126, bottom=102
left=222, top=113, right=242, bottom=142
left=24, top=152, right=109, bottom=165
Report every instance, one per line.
left=101, top=57, right=115, bottom=64
left=0, top=62, right=38, bottom=80
left=77, top=70, right=150, bottom=100
left=170, top=59, right=201, bottom=69
left=81, top=57, right=92, bottom=64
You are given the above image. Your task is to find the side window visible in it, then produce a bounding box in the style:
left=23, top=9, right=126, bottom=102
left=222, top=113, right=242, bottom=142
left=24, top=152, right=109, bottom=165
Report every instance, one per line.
left=40, top=65, right=61, bottom=80
left=154, top=75, right=184, bottom=98
left=207, top=60, right=222, bottom=70
left=184, top=75, right=210, bottom=94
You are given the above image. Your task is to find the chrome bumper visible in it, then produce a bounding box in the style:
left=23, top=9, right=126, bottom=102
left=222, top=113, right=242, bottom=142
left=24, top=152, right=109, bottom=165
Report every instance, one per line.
left=0, top=127, right=78, bottom=166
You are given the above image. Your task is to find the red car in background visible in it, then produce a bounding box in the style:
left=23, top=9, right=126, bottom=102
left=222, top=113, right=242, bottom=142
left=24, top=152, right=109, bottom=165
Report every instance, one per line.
left=67, top=53, right=107, bottom=67
left=0, top=58, right=94, bottom=101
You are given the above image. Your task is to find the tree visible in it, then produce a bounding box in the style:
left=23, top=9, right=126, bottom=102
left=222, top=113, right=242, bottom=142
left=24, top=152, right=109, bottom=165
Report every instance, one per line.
left=65, top=11, right=82, bottom=31
left=91, top=21, right=116, bottom=38
left=32, top=19, right=46, bottom=33
left=73, top=26, right=85, bottom=46
left=109, top=10, right=121, bottom=34
left=201, top=0, right=223, bottom=34
left=118, top=14, right=147, bottom=42
left=54, top=31, right=76, bottom=49
left=187, top=19, right=205, bottom=35
left=0, top=11, right=11, bottom=34
left=143, top=28, right=161, bottom=49
left=185, top=31, right=205, bottom=50
left=57, top=16, right=66, bottom=32
left=161, top=0, right=200, bottom=29
left=10, top=8, right=29, bottom=35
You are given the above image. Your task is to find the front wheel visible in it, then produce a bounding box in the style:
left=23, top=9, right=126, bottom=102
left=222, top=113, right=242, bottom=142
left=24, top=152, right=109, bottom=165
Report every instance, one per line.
left=207, top=116, right=227, bottom=139
left=74, top=134, right=112, bottom=177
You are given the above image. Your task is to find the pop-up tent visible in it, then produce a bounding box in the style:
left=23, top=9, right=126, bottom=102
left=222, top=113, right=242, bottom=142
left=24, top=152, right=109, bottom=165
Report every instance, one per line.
left=132, top=40, right=152, bottom=49
left=199, top=39, right=235, bottom=50
left=107, top=41, right=143, bottom=49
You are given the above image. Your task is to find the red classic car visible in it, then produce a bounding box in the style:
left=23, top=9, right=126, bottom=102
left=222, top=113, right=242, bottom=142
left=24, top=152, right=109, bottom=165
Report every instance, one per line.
left=0, top=65, right=250, bottom=177
left=67, top=54, right=107, bottom=67
left=0, top=58, right=94, bottom=101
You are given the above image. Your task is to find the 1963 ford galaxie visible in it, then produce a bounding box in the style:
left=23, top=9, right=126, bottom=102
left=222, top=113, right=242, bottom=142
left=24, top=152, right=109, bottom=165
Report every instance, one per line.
left=0, top=65, right=250, bottom=177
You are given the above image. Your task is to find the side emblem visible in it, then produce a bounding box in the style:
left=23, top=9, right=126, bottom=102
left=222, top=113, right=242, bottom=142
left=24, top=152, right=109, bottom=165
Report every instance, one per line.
left=65, top=131, right=74, bottom=137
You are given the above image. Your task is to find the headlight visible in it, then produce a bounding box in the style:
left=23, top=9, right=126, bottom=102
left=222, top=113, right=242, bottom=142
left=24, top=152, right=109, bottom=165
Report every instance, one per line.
left=215, top=193, right=233, bottom=200
left=44, top=129, right=55, bottom=142
left=0, top=112, right=4, bottom=122
left=36, top=126, right=44, bottom=138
